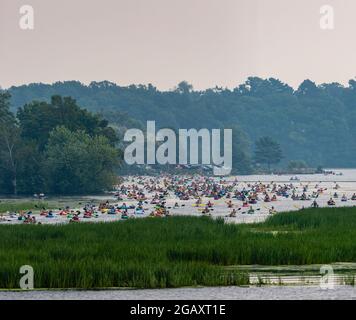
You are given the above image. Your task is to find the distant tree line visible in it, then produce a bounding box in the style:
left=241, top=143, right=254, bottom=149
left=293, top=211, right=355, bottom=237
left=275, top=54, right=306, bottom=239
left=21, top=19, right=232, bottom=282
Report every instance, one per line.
left=7, top=77, right=356, bottom=168
left=1, top=91, right=287, bottom=195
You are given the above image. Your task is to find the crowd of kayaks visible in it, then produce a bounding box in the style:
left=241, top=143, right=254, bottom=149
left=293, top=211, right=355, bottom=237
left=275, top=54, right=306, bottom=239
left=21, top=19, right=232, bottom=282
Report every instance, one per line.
left=0, top=201, right=171, bottom=224
left=2, top=175, right=356, bottom=225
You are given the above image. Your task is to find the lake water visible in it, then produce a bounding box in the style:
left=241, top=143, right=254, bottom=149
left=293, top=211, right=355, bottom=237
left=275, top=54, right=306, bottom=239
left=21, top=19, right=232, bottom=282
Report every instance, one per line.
left=233, top=168, right=356, bottom=182
left=1, top=285, right=356, bottom=300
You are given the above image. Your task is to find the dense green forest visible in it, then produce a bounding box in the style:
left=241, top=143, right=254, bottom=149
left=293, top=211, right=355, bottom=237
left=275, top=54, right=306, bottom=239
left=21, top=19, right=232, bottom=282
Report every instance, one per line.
left=0, top=93, right=120, bottom=195
left=7, top=77, right=356, bottom=168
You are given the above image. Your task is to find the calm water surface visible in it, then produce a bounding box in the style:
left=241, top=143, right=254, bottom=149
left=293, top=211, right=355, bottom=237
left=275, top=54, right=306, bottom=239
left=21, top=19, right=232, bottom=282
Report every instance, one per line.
left=1, top=286, right=356, bottom=300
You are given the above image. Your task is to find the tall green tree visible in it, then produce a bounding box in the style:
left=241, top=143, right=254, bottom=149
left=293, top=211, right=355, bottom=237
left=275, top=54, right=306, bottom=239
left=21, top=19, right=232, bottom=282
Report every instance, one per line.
left=44, top=127, right=120, bottom=194
left=0, top=92, right=22, bottom=194
left=17, top=95, right=118, bottom=150
left=254, top=137, right=283, bottom=171
left=0, top=92, right=13, bottom=121
left=0, top=125, right=22, bottom=195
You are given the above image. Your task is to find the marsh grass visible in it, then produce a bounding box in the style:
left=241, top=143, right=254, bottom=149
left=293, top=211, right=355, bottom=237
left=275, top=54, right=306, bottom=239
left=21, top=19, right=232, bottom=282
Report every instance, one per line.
left=1, top=207, right=356, bottom=289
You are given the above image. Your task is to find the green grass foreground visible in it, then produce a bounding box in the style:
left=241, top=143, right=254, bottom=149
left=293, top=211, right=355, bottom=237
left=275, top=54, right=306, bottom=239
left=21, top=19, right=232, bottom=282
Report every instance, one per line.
left=2, top=207, right=356, bottom=289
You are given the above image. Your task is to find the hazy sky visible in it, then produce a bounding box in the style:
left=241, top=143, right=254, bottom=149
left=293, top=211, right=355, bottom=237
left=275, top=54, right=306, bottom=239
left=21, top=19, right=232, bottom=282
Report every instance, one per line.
left=0, top=0, right=355, bottom=90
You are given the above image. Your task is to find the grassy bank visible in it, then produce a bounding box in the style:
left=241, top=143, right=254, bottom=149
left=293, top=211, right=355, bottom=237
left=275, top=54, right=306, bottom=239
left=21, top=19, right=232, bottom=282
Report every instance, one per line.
left=0, top=201, right=52, bottom=213
left=1, top=207, right=356, bottom=289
